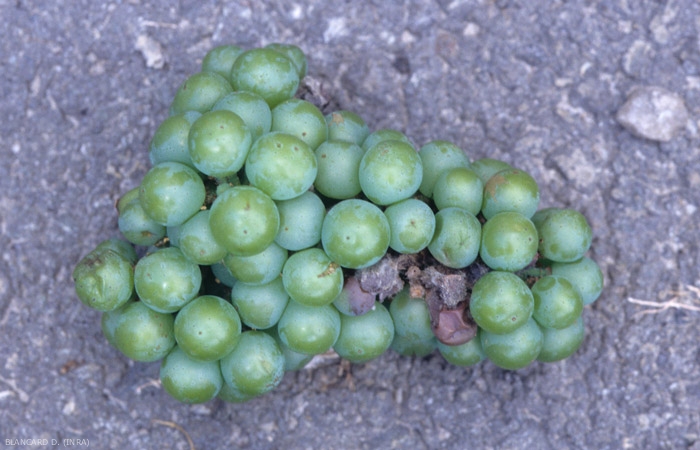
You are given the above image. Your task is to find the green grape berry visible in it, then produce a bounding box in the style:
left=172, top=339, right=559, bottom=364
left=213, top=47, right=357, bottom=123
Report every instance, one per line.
left=231, top=278, right=289, bottom=330
left=470, top=158, right=512, bottom=184
left=265, top=43, right=307, bottom=78
left=102, top=301, right=175, bottom=362
left=177, top=210, right=228, bottom=265
left=359, top=139, right=423, bottom=205
left=361, top=128, right=411, bottom=152
left=418, top=140, right=471, bottom=197
left=428, top=207, right=481, bottom=269
left=277, top=300, right=341, bottom=355
left=479, top=211, right=538, bottom=272
left=281, top=247, right=343, bottom=307
left=533, top=208, right=592, bottom=263
left=389, top=288, right=434, bottom=342
left=537, top=316, right=585, bottom=362
left=160, top=346, right=223, bottom=404
left=138, top=161, right=206, bottom=227
left=480, top=317, right=543, bottom=370
left=313, top=140, right=365, bottom=200
left=211, top=91, right=272, bottom=142
left=95, top=238, right=137, bottom=265
left=201, top=44, right=244, bottom=79
left=432, top=166, right=483, bottom=215
left=482, top=168, right=540, bottom=220
left=531, top=275, right=583, bottom=329
left=333, top=302, right=395, bottom=363
left=325, top=110, right=370, bottom=145
left=220, top=330, right=285, bottom=397
left=321, top=199, right=390, bottom=269
left=274, top=191, right=326, bottom=251
left=134, top=247, right=202, bottom=313
left=271, top=98, right=328, bottom=150
left=550, top=257, right=604, bottom=305
left=169, top=71, right=233, bottom=115
left=149, top=111, right=200, bottom=168
left=230, top=47, right=300, bottom=108
left=73, top=247, right=134, bottom=312
left=222, top=241, right=288, bottom=285
left=437, top=329, right=486, bottom=367
left=469, top=271, right=534, bottom=335
left=384, top=198, right=436, bottom=254
left=188, top=109, right=252, bottom=178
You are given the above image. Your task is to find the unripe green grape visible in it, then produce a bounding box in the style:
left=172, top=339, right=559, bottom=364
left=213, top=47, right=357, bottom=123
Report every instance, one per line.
left=201, top=44, right=244, bottom=79
left=245, top=131, right=317, bottom=201
left=282, top=248, right=343, bottom=307
left=334, top=302, right=395, bottom=363
left=470, top=158, right=512, bottom=184
left=389, top=288, right=434, bottom=342
left=115, top=186, right=140, bottom=215
left=390, top=333, right=437, bottom=357
left=325, top=110, right=370, bottom=145
left=102, top=301, right=175, bottom=362
left=428, top=207, right=481, bottom=269
left=481, top=168, right=540, bottom=220
left=480, top=317, right=543, bottom=370
left=95, top=238, right=137, bottom=265
left=149, top=111, right=201, bottom=168
left=314, top=140, right=365, bottom=199
left=188, top=109, right=252, bottom=178
left=139, top=161, right=206, bottom=227
left=531, top=275, right=583, bottom=329
left=169, top=71, right=233, bottom=115
left=479, top=211, right=538, bottom=272
left=160, top=346, right=223, bottom=404
left=469, top=271, right=534, bottom=335
left=230, top=48, right=300, bottom=108
left=537, top=316, right=585, bottom=362
left=210, top=262, right=237, bottom=288
left=275, top=191, right=326, bottom=251
left=432, top=167, right=483, bottom=215
left=361, top=128, right=412, bottom=152
left=384, top=198, right=436, bottom=254
left=134, top=247, right=202, bottom=313
left=178, top=210, right=227, bottom=265
left=211, top=91, right=272, bottom=141
left=218, top=380, right=256, bottom=403
left=418, top=140, right=470, bottom=197
left=209, top=185, right=280, bottom=256
left=231, top=278, right=289, bottom=330
left=359, top=139, right=423, bottom=205
left=174, top=295, right=242, bottom=362
left=118, top=195, right=167, bottom=246
left=438, top=329, right=486, bottom=367
left=271, top=98, right=328, bottom=150
left=220, top=330, right=285, bottom=397
left=264, top=326, right=313, bottom=372
left=73, top=248, right=134, bottom=312
left=222, top=242, right=287, bottom=285
left=321, top=199, right=390, bottom=269
left=265, top=43, right=307, bottom=78
left=277, top=300, right=341, bottom=355
left=550, top=257, right=604, bottom=305
left=533, top=208, right=592, bottom=263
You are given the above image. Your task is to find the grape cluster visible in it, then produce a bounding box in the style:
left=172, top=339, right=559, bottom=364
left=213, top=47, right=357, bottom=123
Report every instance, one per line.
left=73, top=43, right=604, bottom=404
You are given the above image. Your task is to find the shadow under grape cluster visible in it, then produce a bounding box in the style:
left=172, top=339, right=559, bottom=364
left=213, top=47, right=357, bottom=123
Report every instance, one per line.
left=72, top=43, right=604, bottom=404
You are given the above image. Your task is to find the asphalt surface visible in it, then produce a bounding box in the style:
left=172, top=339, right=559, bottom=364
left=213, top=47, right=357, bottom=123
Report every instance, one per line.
left=2, top=0, right=700, bottom=449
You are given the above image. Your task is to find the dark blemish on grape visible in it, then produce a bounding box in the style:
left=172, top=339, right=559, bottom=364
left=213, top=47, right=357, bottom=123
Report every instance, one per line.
left=321, top=154, right=327, bottom=158
left=511, top=316, right=517, bottom=321
left=302, top=132, right=307, bottom=137
left=294, top=146, right=299, bottom=151
left=198, top=331, right=202, bottom=335
left=276, top=143, right=282, bottom=148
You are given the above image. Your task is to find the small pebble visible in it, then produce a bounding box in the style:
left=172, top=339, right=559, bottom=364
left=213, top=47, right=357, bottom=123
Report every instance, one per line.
left=616, top=86, right=688, bottom=142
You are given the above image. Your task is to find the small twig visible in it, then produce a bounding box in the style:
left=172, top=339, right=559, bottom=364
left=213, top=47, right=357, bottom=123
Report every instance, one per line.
left=627, top=284, right=700, bottom=317
left=135, top=378, right=161, bottom=395
left=152, top=419, right=196, bottom=450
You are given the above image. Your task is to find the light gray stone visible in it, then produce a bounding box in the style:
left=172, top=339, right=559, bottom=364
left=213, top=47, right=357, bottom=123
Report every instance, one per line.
left=616, top=86, right=689, bottom=142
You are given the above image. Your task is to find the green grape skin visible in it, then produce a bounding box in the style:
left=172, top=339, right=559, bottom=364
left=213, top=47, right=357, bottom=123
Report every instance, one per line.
left=159, top=346, right=223, bottom=404
left=222, top=242, right=287, bottom=285
left=116, top=186, right=140, bottom=215
left=265, top=43, right=307, bottom=78
left=211, top=91, right=272, bottom=142
left=149, top=111, right=201, bottom=168
left=244, top=131, right=317, bottom=201
left=384, top=198, right=436, bottom=254
left=271, top=98, right=328, bottom=150
left=469, top=271, right=534, bottom=335
left=359, top=139, right=423, bottom=205
left=417, top=140, right=471, bottom=198
left=95, top=238, right=137, bottom=265
left=389, top=287, right=434, bottom=342
left=138, top=161, right=206, bottom=227
left=390, top=333, right=437, bottom=357
left=218, top=379, right=256, bottom=403
left=169, top=71, right=233, bottom=116
left=117, top=195, right=167, bottom=246
left=134, top=247, right=202, bottom=313
left=438, top=330, right=486, bottom=367
left=480, top=317, right=543, bottom=370
left=231, top=278, right=289, bottom=330
left=531, top=275, right=583, bottom=329
left=275, top=191, right=326, bottom=251
left=537, top=316, right=585, bottom=362
left=264, top=326, right=313, bottom=372
left=208, top=185, right=280, bottom=257
left=282, top=248, right=344, bottom=307
left=479, top=211, right=538, bottom=272
left=333, top=302, right=395, bottom=363
left=470, top=158, right=512, bottom=184
left=230, top=48, right=300, bottom=108
left=325, top=110, right=370, bottom=145
left=173, top=295, right=242, bottom=362
left=533, top=208, right=592, bottom=263
left=428, top=207, right=481, bottom=269
left=550, top=257, right=604, bottom=305
left=201, top=44, right=244, bottom=79
left=481, top=168, right=540, bottom=220
left=277, top=300, right=341, bottom=355
left=73, top=248, right=134, bottom=312
left=432, top=167, right=484, bottom=215
left=177, top=210, right=227, bottom=265
left=220, top=330, right=286, bottom=397
left=313, top=140, right=365, bottom=200
left=210, top=262, right=237, bottom=288
left=102, top=301, right=175, bottom=362
left=188, top=109, right=252, bottom=178
left=321, top=199, right=391, bottom=269
left=361, top=128, right=412, bottom=152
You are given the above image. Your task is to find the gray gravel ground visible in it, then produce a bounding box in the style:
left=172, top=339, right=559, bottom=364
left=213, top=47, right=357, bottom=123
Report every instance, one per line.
left=2, top=0, right=700, bottom=449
